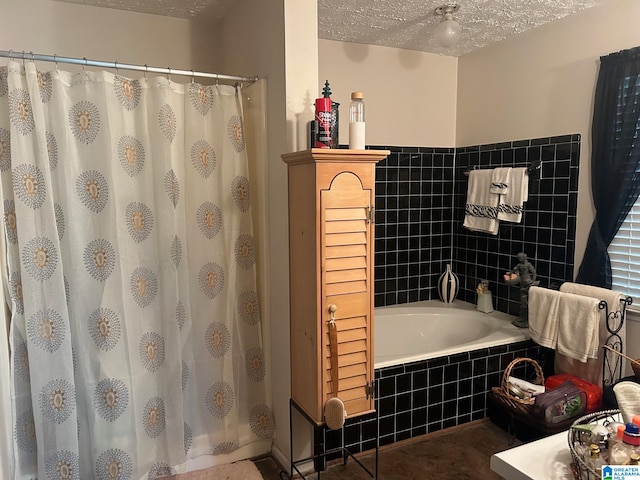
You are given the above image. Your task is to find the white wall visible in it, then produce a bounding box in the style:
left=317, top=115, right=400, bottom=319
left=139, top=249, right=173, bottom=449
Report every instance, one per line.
left=319, top=40, right=458, bottom=147
left=219, top=0, right=319, bottom=469
left=0, top=0, right=220, bottom=74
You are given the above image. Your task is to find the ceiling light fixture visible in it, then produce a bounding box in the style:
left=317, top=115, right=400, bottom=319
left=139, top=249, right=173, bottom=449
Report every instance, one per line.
left=434, top=3, right=461, bottom=48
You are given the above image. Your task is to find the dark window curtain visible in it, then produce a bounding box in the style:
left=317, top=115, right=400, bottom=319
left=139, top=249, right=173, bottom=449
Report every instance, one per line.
left=576, top=46, right=640, bottom=287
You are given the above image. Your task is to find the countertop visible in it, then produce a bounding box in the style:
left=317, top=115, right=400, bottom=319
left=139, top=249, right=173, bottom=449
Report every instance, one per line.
left=490, top=430, right=576, bottom=480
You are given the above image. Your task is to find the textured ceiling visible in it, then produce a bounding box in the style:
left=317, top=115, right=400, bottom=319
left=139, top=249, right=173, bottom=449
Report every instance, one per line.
left=319, top=0, right=607, bottom=56
left=54, top=0, right=608, bottom=56
left=55, top=0, right=239, bottom=19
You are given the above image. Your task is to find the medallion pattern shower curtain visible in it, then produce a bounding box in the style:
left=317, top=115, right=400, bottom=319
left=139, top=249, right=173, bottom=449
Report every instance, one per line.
left=0, top=61, right=273, bottom=479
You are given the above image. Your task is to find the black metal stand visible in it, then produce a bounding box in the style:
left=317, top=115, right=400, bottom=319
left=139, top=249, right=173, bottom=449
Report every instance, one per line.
left=280, top=396, right=379, bottom=480
left=601, top=296, right=633, bottom=387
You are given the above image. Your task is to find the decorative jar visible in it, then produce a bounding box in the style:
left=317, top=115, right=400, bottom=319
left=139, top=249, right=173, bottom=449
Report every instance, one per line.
left=438, top=263, right=459, bottom=303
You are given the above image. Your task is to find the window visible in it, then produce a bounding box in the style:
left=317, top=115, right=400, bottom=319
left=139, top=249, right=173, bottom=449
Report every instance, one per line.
left=609, top=202, right=640, bottom=303
left=608, top=73, right=640, bottom=303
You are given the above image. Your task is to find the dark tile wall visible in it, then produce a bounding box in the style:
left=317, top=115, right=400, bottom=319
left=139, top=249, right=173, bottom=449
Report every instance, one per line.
left=372, top=134, right=580, bottom=316
left=319, top=340, right=546, bottom=458
left=373, top=147, right=456, bottom=307
left=453, top=134, right=580, bottom=316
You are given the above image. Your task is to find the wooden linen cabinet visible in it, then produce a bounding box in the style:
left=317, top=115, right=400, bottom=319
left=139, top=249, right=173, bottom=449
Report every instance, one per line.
left=281, top=148, right=389, bottom=427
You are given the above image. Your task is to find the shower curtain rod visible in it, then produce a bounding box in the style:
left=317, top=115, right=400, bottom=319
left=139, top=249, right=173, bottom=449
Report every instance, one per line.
left=0, top=49, right=259, bottom=84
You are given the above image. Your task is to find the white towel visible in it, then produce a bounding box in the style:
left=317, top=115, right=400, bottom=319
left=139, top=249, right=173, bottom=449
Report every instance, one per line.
left=528, top=286, right=601, bottom=363
left=490, top=167, right=511, bottom=195
left=497, top=167, right=528, bottom=223
left=556, top=291, right=601, bottom=363
left=528, top=286, right=560, bottom=349
left=463, top=169, right=499, bottom=235
left=559, top=282, right=626, bottom=315
left=555, top=282, right=627, bottom=386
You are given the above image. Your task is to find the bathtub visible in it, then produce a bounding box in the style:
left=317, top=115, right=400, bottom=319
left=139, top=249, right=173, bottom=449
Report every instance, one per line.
left=374, top=299, right=530, bottom=368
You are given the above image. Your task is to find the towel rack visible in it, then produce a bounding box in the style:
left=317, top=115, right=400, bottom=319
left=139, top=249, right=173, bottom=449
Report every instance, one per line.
left=463, top=159, right=541, bottom=177
left=601, top=295, right=633, bottom=387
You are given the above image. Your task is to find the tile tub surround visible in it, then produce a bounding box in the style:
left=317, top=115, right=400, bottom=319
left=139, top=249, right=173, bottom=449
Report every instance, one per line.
left=373, top=146, right=456, bottom=307
left=453, top=134, right=580, bottom=317
left=316, top=339, right=547, bottom=461
left=371, top=134, right=580, bottom=317
left=314, top=134, right=578, bottom=461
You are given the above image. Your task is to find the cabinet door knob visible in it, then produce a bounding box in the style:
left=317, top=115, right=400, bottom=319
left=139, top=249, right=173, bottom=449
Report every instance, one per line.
left=328, top=304, right=337, bottom=325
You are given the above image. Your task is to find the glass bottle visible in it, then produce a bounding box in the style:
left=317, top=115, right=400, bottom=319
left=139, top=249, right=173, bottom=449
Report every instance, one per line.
left=587, top=444, right=605, bottom=475
left=611, top=423, right=640, bottom=464
left=609, top=424, right=626, bottom=451
left=348, top=91, right=365, bottom=150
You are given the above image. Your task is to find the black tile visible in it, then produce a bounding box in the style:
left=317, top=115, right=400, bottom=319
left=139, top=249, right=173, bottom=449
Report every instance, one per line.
left=362, top=418, right=379, bottom=439
left=412, top=370, right=428, bottom=388
left=428, top=366, right=444, bottom=385
left=443, top=382, right=458, bottom=399
left=379, top=434, right=395, bottom=448
left=470, top=348, right=490, bottom=360
left=379, top=396, right=395, bottom=416
left=411, top=425, right=427, bottom=438
left=344, top=424, right=361, bottom=445
left=396, top=392, right=412, bottom=413
left=531, top=137, right=550, bottom=146
left=379, top=377, right=396, bottom=397
left=459, top=378, right=472, bottom=397
left=413, top=389, right=428, bottom=408
left=427, top=403, right=443, bottom=423
left=473, top=358, right=488, bottom=376
left=396, top=411, right=412, bottom=432
left=449, top=352, right=470, bottom=363
left=428, top=384, right=443, bottom=404
left=444, top=364, right=458, bottom=382
left=442, top=399, right=457, bottom=419
left=380, top=365, right=404, bottom=377
left=379, top=415, right=395, bottom=436
left=458, top=396, right=472, bottom=416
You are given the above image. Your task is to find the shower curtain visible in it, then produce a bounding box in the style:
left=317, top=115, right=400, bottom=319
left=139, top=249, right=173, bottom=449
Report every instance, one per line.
left=0, top=60, right=273, bottom=479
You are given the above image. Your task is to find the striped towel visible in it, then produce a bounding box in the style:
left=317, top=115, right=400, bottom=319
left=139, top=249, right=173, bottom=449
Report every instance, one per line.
left=463, top=169, right=499, bottom=235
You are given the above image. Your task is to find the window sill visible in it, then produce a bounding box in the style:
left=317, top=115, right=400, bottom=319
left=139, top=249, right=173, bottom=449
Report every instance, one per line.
left=625, top=306, right=640, bottom=323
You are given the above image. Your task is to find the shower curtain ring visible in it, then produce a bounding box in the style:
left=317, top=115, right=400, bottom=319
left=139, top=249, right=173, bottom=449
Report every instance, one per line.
left=54, top=54, right=59, bottom=72
left=114, top=60, right=119, bottom=76
left=191, top=70, right=195, bottom=84
left=144, top=64, right=148, bottom=80
left=22, top=51, right=25, bottom=66
left=8, top=50, right=13, bottom=60
left=166, top=67, right=171, bottom=80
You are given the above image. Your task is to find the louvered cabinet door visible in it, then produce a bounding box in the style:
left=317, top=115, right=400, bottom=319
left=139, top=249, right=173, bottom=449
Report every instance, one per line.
left=282, top=148, right=388, bottom=425
left=321, top=171, right=375, bottom=418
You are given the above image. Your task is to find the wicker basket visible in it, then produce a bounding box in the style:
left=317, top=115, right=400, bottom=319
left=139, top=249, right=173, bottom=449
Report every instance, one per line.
left=568, top=409, right=621, bottom=479
left=491, top=357, right=544, bottom=414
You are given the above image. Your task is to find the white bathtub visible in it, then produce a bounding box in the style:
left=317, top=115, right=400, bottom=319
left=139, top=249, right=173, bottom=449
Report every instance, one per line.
left=374, top=299, right=530, bottom=368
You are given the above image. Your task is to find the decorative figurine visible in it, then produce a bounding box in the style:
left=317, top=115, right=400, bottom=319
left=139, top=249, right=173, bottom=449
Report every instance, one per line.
left=504, top=252, right=539, bottom=328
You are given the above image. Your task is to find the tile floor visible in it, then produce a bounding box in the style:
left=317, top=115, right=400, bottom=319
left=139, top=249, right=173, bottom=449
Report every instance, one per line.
left=254, top=420, right=522, bottom=480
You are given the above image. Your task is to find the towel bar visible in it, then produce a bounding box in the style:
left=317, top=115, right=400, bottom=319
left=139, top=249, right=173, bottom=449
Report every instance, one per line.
left=463, top=159, right=541, bottom=177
